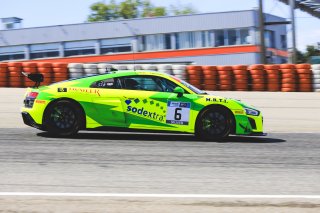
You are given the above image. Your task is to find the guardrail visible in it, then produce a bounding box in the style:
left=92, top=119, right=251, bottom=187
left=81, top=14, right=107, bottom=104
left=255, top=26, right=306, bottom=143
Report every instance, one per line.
left=0, top=62, right=319, bottom=92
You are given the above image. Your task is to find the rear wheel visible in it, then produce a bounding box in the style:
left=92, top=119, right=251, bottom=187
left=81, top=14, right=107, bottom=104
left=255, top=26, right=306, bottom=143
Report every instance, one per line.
left=195, top=107, right=232, bottom=141
left=44, top=100, right=82, bottom=137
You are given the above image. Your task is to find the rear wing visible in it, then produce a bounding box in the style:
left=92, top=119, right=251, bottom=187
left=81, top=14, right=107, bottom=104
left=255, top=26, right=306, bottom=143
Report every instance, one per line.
left=21, top=72, right=44, bottom=88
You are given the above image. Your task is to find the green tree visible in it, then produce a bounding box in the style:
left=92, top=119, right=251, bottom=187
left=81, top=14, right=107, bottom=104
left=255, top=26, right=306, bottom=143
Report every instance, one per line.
left=169, top=4, right=197, bottom=15
left=88, top=0, right=119, bottom=22
left=87, top=0, right=195, bottom=22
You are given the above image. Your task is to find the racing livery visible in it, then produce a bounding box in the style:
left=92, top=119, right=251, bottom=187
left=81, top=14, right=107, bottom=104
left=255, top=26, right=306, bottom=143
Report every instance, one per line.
left=21, top=70, right=265, bottom=140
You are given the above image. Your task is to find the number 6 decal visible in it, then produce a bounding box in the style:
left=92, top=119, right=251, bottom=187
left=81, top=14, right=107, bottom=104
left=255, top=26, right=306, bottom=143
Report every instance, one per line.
left=174, top=108, right=182, bottom=120
left=166, top=101, right=190, bottom=125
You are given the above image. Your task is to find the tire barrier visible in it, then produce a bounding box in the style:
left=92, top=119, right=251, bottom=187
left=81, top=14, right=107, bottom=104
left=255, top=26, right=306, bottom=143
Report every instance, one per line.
left=37, top=62, right=53, bottom=86
left=264, top=65, right=280, bottom=92
left=0, top=63, right=8, bottom=87
left=312, top=64, right=320, bottom=92
left=202, top=66, right=218, bottom=91
left=157, top=64, right=173, bottom=75
left=68, top=63, right=84, bottom=79
left=97, top=63, right=113, bottom=74
left=8, top=62, right=23, bottom=87
left=279, top=64, right=297, bottom=92
left=295, top=64, right=312, bottom=92
left=52, top=63, right=68, bottom=83
left=232, top=65, right=248, bottom=91
left=1, top=61, right=319, bottom=92
left=217, top=66, right=233, bottom=91
left=187, top=65, right=203, bottom=89
left=22, top=62, right=38, bottom=87
left=249, top=64, right=265, bottom=91
left=172, top=65, right=187, bottom=81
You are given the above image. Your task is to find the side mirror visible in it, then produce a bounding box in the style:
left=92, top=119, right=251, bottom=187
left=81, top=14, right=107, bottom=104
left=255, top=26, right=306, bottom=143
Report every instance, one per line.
left=173, top=87, right=184, bottom=98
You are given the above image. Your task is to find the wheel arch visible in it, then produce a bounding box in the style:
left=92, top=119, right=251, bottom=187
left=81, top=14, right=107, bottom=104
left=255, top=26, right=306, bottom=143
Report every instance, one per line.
left=43, top=98, right=86, bottom=130
left=195, top=104, right=236, bottom=134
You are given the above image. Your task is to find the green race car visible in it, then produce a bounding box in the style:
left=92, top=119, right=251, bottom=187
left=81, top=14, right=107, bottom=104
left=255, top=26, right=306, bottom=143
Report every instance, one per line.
left=21, top=70, right=265, bottom=140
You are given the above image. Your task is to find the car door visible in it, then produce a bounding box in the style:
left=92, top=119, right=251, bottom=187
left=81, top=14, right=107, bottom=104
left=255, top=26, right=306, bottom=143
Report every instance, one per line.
left=118, top=75, right=196, bottom=132
left=89, top=77, right=126, bottom=127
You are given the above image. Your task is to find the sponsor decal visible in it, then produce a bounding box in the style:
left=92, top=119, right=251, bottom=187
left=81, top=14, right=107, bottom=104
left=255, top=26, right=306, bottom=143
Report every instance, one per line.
left=125, top=99, right=164, bottom=122
left=69, top=88, right=100, bottom=96
left=206, top=97, right=228, bottom=103
left=234, top=110, right=245, bottom=115
left=57, top=88, right=67, bottom=92
left=166, top=101, right=191, bottom=125
left=35, top=100, right=46, bottom=104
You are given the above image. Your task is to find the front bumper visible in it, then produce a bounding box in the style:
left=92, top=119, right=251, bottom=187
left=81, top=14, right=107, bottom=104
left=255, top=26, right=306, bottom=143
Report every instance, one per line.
left=21, top=112, right=43, bottom=130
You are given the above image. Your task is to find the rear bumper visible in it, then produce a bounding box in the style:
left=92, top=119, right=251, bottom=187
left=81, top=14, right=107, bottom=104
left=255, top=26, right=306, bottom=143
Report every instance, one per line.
left=21, top=112, right=43, bottom=130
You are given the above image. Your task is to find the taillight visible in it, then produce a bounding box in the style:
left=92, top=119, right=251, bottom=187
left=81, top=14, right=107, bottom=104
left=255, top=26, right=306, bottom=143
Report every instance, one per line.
left=24, top=92, right=39, bottom=108
left=27, top=92, right=39, bottom=98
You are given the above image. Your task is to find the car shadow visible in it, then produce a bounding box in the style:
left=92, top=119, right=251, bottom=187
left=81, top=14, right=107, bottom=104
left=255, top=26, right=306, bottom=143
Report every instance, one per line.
left=37, top=131, right=286, bottom=143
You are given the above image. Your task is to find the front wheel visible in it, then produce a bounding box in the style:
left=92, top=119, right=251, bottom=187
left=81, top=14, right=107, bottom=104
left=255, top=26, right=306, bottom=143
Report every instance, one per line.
left=44, top=100, right=82, bottom=137
left=195, top=107, right=232, bottom=141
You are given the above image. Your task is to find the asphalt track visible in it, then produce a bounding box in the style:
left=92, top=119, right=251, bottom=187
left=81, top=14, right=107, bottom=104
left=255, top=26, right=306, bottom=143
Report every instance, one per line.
left=0, top=89, right=320, bottom=212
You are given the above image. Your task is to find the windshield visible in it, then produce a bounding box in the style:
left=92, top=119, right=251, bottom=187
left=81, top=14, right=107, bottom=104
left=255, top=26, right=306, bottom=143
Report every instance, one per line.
left=169, top=74, right=206, bottom=94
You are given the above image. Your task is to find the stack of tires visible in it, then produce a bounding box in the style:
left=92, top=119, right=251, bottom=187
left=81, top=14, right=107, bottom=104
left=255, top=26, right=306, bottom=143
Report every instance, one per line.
left=68, top=63, right=84, bottom=79
left=157, top=64, right=173, bottom=75
left=217, top=66, right=233, bottom=91
left=172, top=65, right=187, bottom=81
left=52, top=63, right=68, bottom=83
left=187, top=66, right=202, bottom=89
left=37, top=62, right=53, bottom=85
left=22, top=62, right=38, bottom=87
left=127, top=64, right=143, bottom=70
left=249, top=64, right=265, bottom=91
left=312, top=64, right=320, bottom=92
left=112, top=64, right=128, bottom=71
left=232, top=65, right=248, bottom=91
left=0, top=63, right=8, bottom=87
left=264, top=65, right=281, bottom=91
left=295, top=64, right=312, bottom=92
left=8, top=62, right=23, bottom=87
left=83, top=64, right=98, bottom=75
left=202, top=66, right=218, bottom=91
left=142, top=64, right=157, bottom=71
left=279, top=64, right=297, bottom=92
left=97, top=63, right=113, bottom=74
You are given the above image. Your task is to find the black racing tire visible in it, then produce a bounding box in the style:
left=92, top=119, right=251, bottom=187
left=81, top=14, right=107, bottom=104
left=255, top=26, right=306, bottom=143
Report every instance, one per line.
left=44, top=100, right=82, bottom=137
left=195, top=106, right=233, bottom=141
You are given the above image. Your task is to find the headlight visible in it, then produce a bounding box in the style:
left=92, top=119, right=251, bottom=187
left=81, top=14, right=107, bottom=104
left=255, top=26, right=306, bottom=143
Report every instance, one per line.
left=244, top=108, right=260, bottom=116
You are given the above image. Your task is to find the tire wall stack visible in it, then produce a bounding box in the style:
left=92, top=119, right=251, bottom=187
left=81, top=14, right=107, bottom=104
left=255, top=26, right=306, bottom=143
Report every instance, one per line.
left=249, top=64, right=266, bottom=91
left=232, top=65, right=248, bottom=91
left=295, top=64, right=312, bottom=92
left=1, top=61, right=320, bottom=92
left=264, top=65, right=281, bottom=91
left=202, top=66, right=218, bottom=91
left=0, top=63, right=8, bottom=87
left=217, top=66, right=233, bottom=91
left=172, top=65, right=187, bottom=81
left=186, top=66, right=203, bottom=89
left=52, top=63, right=68, bottom=83
left=312, top=64, right=320, bottom=92
left=279, top=64, right=297, bottom=92
left=8, top=62, right=23, bottom=87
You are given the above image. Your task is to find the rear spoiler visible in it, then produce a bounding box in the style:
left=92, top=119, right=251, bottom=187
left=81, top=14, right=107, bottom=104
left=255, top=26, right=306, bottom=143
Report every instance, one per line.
left=22, top=72, right=44, bottom=88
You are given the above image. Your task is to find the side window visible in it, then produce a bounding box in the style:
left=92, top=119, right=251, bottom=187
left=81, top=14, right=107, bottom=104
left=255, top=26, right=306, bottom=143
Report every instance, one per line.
left=120, top=76, right=163, bottom=91
left=90, top=78, right=121, bottom=89
left=154, top=77, right=178, bottom=93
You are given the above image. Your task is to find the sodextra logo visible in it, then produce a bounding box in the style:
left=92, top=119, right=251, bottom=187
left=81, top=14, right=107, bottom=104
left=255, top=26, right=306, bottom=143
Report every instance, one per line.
left=125, top=99, right=164, bottom=122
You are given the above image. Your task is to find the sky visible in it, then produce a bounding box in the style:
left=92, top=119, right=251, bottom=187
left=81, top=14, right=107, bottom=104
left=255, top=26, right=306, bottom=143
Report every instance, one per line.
left=0, top=0, right=319, bottom=51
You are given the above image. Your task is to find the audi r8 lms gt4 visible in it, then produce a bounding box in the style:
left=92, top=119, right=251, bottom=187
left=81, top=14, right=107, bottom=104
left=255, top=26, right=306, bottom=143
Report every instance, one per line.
left=21, top=70, right=265, bottom=140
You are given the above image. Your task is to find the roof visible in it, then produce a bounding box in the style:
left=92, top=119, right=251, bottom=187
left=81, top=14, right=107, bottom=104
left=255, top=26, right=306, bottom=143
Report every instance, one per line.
left=279, top=0, right=320, bottom=18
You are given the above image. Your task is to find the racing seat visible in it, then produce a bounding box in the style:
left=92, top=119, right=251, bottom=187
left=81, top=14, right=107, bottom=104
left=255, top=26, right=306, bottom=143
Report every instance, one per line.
left=124, top=78, right=141, bottom=90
